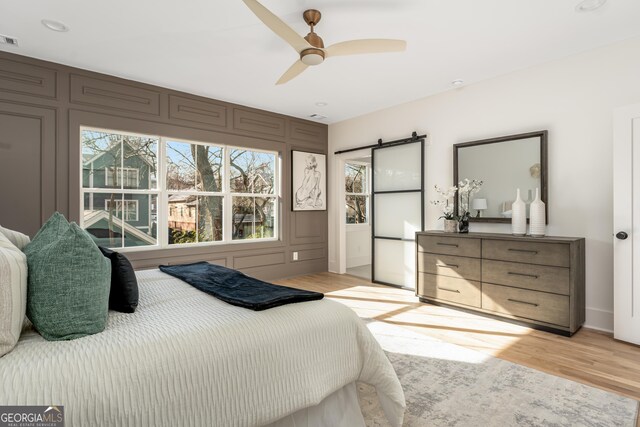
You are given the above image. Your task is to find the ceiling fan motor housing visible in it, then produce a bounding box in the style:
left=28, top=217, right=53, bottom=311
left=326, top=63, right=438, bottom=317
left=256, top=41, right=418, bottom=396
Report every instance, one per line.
left=300, top=48, right=325, bottom=65
left=301, top=9, right=325, bottom=65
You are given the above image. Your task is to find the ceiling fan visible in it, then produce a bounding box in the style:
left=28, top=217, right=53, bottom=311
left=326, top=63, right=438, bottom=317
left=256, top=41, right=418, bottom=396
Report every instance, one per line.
left=242, top=0, right=407, bottom=85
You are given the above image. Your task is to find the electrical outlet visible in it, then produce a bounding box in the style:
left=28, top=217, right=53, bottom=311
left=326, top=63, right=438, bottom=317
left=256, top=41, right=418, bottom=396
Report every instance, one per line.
left=292, top=251, right=299, bottom=261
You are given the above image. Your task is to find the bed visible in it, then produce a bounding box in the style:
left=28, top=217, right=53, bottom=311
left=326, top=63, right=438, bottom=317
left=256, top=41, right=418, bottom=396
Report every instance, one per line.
left=0, top=269, right=405, bottom=426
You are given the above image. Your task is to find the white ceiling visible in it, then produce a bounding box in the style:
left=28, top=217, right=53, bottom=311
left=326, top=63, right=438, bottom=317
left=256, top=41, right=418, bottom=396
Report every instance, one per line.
left=2, top=0, right=640, bottom=123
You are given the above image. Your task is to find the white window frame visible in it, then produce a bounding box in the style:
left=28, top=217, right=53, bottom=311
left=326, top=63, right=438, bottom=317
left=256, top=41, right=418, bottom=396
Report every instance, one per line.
left=80, top=126, right=280, bottom=252
left=105, top=199, right=139, bottom=222
left=165, top=138, right=226, bottom=247
left=105, top=167, right=140, bottom=189
left=345, top=161, right=370, bottom=226
left=227, top=146, right=279, bottom=242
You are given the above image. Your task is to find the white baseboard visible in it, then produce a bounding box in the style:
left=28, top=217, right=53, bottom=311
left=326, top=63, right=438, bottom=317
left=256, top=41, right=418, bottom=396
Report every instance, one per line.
left=584, top=307, right=614, bottom=333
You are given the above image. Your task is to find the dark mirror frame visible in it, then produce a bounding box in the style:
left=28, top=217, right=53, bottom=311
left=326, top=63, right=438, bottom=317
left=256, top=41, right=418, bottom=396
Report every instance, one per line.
left=453, top=130, right=548, bottom=224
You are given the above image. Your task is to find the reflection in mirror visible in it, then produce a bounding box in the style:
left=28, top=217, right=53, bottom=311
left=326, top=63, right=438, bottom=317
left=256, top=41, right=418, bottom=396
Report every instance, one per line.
left=454, top=131, right=547, bottom=223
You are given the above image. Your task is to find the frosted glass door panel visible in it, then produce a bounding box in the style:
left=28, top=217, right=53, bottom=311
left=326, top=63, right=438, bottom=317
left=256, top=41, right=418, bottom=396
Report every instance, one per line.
left=374, top=143, right=422, bottom=192
left=374, top=193, right=422, bottom=239
left=374, top=240, right=415, bottom=288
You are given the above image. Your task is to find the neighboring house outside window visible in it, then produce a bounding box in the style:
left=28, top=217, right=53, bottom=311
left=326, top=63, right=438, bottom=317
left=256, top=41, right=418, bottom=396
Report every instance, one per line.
left=105, top=199, right=139, bottom=221
left=80, top=127, right=279, bottom=250
left=345, top=162, right=370, bottom=224
left=105, top=167, right=140, bottom=188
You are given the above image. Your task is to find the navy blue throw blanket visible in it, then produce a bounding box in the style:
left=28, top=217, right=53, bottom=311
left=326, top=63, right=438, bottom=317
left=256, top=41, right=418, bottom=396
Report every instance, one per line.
left=159, top=262, right=324, bottom=311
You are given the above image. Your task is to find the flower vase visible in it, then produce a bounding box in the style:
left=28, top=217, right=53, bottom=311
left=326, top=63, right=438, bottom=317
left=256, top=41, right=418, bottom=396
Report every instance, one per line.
left=458, top=217, right=469, bottom=233
left=443, top=219, right=457, bottom=233
left=529, top=188, right=546, bottom=237
left=511, top=189, right=527, bottom=236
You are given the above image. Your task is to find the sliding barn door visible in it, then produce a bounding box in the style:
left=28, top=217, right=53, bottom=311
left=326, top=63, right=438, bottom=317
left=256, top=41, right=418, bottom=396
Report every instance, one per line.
left=372, top=140, right=424, bottom=288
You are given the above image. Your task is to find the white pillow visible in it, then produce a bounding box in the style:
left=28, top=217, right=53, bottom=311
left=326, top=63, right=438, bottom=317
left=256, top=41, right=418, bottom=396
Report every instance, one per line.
left=0, top=232, right=28, bottom=357
left=0, top=225, right=30, bottom=251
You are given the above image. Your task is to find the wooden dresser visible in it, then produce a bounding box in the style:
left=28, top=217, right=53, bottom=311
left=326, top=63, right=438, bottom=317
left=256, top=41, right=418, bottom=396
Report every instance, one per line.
left=416, top=231, right=585, bottom=335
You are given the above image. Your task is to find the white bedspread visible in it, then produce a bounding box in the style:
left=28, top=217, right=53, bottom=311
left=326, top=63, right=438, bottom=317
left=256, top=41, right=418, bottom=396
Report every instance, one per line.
left=0, top=269, right=405, bottom=427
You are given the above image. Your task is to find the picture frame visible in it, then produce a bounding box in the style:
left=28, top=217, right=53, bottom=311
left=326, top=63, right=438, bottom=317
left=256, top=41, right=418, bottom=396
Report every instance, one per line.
left=291, top=150, right=327, bottom=211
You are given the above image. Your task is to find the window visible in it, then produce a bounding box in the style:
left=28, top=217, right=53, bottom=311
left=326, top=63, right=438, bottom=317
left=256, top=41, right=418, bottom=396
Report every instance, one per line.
left=81, top=128, right=279, bottom=249
left=229, top=149, right=276, bottom=240
left=82, top=129, right=159, bottom=248
left=166, top=140, right=223, bottom=245
left=345, top=162, right=369, bottom=224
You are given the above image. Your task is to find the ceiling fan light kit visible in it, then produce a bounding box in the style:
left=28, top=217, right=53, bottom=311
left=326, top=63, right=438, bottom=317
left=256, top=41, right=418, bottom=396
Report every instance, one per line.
left=242, top=0, right=407, bottom=84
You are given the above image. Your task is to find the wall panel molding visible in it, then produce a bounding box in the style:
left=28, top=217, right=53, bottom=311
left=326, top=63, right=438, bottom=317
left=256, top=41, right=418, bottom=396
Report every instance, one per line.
left=233, top=251, right=286, bottom=269
left=0, top=50, right=327, bottom=280
left=168, top=94, right=227, bottom=129
left=70, top=74, right=161, bottom=116
left=0, top=102, right=56, bottom=236
left=0, top=58, right=57, bottom=100
left=289, top=119, right=326, bottom=146
left=290, top=210, right=328, bottom=245
left=233, top=108, right=286, bottom=139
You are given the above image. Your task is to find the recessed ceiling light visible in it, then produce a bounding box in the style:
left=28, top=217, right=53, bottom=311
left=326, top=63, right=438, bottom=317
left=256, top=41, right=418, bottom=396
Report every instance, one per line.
left=452, top=79, right=464, bottom=86
left=41, top=19, right=69, bottom=32
left=315, top=102, right=328, bottom=107
left=575, top=0, right=607, bottom=12
left=309, top=113, right=327, bottom=120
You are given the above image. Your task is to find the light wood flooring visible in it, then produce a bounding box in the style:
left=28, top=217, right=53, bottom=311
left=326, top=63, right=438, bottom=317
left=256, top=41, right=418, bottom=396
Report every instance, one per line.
left=277, top=272, right=640, bottom=424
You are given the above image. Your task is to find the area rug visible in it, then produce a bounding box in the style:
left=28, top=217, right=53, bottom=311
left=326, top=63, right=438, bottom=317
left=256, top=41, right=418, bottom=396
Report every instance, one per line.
left=358, top=320, right=639, bottom=427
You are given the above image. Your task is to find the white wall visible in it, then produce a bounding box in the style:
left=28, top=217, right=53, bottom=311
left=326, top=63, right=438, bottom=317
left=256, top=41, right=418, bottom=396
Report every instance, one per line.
left=328, top=36, right=640, bottom=332
left=346, top=225, right=371, bottom=268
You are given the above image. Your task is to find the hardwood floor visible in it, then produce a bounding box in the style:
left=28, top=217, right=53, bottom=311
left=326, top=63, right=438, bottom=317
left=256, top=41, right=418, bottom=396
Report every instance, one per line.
left=277, top=271, right=640, bottom=420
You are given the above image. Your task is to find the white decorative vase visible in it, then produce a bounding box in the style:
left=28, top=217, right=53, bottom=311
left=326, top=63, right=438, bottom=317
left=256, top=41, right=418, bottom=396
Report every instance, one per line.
left=529, top=188, right=546, bottom=237
left=511, top=189, right=527, bottom=236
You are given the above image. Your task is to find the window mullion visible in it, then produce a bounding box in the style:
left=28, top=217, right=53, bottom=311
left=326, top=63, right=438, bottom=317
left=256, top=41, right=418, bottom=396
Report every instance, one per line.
left=159, top=138, right=168, bottom=248
left=224, top=147, right=232, bottom=243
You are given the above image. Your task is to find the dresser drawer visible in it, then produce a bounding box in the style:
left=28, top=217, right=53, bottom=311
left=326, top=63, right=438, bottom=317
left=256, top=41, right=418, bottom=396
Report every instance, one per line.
left=482, top=283, right=570, bottom=327
left=418, top=273, right=481, bottom=308
left=482, top=260, right=570, bottom=295
left=418, top=253, right=481, bottom=281
left=482, top=239, right=570, bottom=267
left=417, top=235, right=481, bottom=258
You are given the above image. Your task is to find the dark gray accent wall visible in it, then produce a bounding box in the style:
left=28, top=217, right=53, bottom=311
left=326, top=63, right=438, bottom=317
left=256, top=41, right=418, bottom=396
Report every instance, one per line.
left=0, top=51, right=328, bottom=280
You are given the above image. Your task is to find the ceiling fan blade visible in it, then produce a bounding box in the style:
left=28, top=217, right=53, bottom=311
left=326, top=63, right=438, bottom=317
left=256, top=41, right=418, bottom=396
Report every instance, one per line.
left=325, top=39, right=407, bottom=57
left=242, top=0, right=311, bottom=53
left=276, top=60, right=309, bottom=85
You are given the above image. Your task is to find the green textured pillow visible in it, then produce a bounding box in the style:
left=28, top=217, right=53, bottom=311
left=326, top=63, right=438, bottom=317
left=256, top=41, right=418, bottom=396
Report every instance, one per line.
left=26, top=222, right=111, bottom=341
left=23, top=212, right=70, bottom=257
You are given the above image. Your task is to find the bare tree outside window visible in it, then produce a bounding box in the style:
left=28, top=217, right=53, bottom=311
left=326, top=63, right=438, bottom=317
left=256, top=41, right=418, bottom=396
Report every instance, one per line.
left=81, top=128, right=278, bottom=248
left=345, top=162, right=369, bottom=224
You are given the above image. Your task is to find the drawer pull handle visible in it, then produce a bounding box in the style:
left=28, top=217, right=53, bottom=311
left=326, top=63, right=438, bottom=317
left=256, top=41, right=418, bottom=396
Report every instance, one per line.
left=437, top=287, right=460, bottom=293
left=508, top=272, right=539, bottom=279
left=436, top=264, right=459, bottom=269
left=437, top=243, right=459, bottom=248
left=507, top=298, right=539, bottom=307
left=508, top=248, right=538, bottom=254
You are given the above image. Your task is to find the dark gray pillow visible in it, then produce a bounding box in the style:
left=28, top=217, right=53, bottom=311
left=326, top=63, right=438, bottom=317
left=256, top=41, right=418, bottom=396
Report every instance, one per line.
left=99, top=247, right=139, bottom=313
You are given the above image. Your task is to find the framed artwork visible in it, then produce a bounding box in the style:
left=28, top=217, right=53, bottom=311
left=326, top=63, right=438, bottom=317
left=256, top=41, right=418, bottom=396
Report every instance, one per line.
left=291, top=150, right=327, bottom=211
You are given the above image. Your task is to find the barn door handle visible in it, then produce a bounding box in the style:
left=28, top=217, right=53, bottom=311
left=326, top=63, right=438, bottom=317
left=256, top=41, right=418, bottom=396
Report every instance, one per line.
left=616, top=231, right=628, bottom=240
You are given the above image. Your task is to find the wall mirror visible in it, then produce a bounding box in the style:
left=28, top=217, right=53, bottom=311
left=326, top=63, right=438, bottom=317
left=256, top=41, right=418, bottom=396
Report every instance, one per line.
left=454, top=130, right=548, bottom=223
